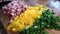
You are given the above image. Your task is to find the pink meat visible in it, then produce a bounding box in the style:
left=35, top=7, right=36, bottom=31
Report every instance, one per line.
left=2, top=1, right=28, bottom=18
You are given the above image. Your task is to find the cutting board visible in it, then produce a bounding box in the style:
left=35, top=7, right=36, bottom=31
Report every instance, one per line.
left=0, top=0, right=60, bottom=34
left=0, top=8, right=60, bottom=34
left=0, top=10, right=19, bottom=34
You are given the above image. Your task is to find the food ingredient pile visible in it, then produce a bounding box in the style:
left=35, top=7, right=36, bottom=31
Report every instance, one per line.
left=2, top=1, right=28, bottom=18
left=2, top=1, right=60, bottom=34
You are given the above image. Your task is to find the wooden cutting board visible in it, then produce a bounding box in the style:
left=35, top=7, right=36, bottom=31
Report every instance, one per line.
left=0, top=10, right=19, bottom=34
left=0, top=0, right=60, bottom=34
left=0, top=8, right=60, bottom=34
